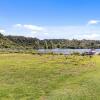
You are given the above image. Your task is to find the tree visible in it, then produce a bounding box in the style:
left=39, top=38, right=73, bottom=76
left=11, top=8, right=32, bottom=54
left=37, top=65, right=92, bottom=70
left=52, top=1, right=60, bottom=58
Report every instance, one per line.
left=0, top=33, right=3, bottom=38
left=44, top=40, right=48, bottom=49
left=34, top=40, right=40, bottom=49
left=49, top=40, right=54, bottom=49
left=57, top=43, right=61, bottom=48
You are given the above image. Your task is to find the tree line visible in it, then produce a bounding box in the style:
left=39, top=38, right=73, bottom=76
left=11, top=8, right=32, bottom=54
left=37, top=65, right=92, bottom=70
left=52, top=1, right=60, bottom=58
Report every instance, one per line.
left=0, top=33, right=100, bottom=49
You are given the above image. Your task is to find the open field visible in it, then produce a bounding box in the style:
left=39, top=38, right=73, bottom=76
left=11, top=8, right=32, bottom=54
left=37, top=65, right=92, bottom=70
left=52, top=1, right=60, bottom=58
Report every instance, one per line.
left=0, top=54, right=100, bottom=100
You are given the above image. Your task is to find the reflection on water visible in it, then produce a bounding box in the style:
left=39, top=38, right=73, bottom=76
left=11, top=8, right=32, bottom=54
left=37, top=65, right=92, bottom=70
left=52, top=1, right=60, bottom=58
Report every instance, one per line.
left=38, top=48, right=100, bottom=54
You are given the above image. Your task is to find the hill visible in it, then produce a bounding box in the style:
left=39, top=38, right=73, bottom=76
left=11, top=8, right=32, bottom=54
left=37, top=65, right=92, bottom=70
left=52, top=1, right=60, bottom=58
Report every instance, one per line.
left=0, top=33, right=17, bottom=48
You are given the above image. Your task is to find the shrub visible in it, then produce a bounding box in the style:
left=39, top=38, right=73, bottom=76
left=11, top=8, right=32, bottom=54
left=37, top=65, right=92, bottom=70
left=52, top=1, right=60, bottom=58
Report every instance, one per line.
left=71, top=52, right=80, bottom=56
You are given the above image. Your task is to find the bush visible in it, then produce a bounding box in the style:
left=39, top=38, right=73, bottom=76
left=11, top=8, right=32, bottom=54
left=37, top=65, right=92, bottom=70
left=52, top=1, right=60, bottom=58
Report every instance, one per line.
left=71, top=52, right=80, bottom=56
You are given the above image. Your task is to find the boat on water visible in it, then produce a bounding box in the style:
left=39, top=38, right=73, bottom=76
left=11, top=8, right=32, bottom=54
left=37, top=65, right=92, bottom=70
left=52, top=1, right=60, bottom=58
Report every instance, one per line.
left=85, top=49, right=96, bottom=55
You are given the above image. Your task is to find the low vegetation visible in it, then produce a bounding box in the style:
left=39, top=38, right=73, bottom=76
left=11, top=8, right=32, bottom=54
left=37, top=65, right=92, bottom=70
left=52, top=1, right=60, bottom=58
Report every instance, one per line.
left=0, top=54, right=100, bottom=100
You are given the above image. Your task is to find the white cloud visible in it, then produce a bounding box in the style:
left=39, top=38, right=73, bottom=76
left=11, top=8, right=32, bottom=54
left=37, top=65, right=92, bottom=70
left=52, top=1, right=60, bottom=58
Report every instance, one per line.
left=14, top=24, right=45, bottom=34
left=11, top=24, right=100, bottom=40
left=44, top=32, right=49, bottom=35
left=31, top=31, right=38, bottom=34
left=23, top=25, right=44, bottom=31
left=0, top=29, right=6, bottom=33
left=87, top=20, right=100, bottom=25
left=14, top=24, right=22, bottom=27
left=78, top=33, right=100, bottom=40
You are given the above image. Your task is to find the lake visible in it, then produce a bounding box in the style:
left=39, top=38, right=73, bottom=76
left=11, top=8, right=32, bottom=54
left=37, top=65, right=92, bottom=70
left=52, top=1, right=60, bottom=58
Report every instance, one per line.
left=38, top=49, right=100, bottom=54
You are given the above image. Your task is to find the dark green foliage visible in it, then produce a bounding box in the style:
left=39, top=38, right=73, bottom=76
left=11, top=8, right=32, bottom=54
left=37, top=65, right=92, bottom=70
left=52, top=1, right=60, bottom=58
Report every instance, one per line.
left=44, top=40, right=48, bottom=49
left=0, top=33, right=100, bottom=49
left=0, top=33, right=4, bottom=38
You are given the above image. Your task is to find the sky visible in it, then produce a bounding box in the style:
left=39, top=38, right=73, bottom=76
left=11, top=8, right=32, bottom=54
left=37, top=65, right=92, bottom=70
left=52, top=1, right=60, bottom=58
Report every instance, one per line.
left=0, top=0, right=100, bottom=40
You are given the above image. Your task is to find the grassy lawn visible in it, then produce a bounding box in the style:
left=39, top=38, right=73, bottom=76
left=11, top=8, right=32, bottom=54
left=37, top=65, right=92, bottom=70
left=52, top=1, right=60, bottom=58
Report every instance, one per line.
left=0, top=54, right=100, bottom=100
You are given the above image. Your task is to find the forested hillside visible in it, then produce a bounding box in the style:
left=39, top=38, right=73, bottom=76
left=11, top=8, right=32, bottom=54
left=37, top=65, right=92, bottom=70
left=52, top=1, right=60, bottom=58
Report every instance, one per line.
left=0, top=33, right=18, bottom=48
left=0, top=33, right=100, bottom=49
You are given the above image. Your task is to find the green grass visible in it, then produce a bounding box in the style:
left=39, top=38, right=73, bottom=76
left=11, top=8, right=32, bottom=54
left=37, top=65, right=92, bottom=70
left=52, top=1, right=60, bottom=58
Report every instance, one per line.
left=0, top=54, right=100, bottom=100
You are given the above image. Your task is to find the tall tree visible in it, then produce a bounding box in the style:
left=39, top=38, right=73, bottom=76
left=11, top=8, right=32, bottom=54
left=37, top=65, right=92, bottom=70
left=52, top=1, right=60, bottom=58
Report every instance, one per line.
left=44, top=40, right=48, bottom=49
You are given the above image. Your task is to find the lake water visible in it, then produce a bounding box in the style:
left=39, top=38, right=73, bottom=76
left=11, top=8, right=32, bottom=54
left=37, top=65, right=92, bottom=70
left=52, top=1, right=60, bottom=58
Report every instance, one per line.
left=38, top=49, right=100, bottom=54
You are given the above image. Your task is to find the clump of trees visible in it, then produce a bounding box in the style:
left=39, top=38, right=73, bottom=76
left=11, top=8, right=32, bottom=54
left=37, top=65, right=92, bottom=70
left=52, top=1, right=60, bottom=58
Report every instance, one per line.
left=0, top=33, right=100, bottom=49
